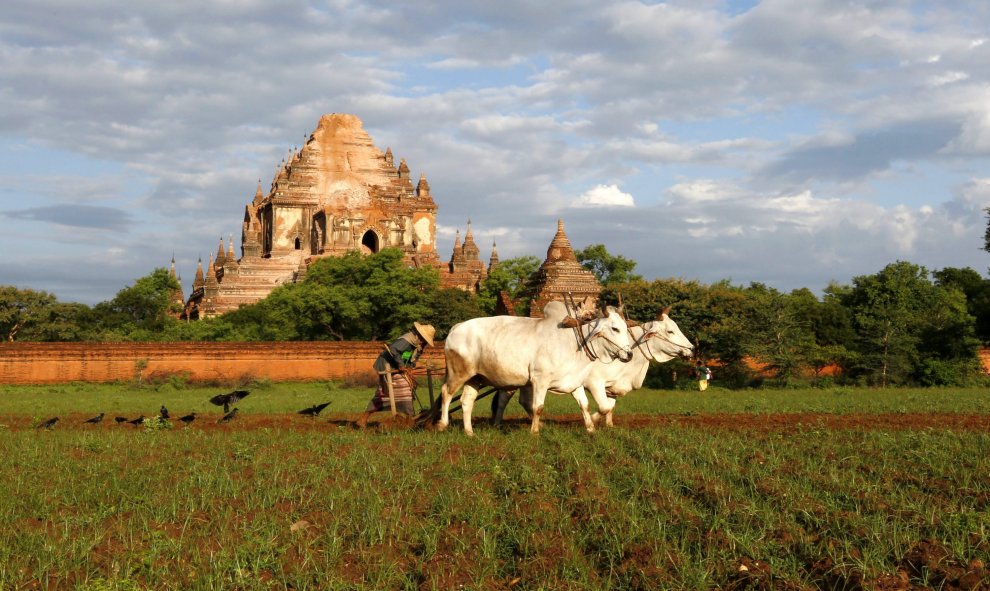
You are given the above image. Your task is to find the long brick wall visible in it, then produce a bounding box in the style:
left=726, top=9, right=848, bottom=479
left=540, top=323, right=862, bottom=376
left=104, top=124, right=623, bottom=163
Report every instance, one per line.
left=2, top=343, right=987, bottom=386
left=0, top=342, right=446, bottom=385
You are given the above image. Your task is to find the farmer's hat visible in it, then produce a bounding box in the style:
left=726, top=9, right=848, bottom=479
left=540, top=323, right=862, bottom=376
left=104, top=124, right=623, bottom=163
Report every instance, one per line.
left=413, top=322, right=436, bottom=347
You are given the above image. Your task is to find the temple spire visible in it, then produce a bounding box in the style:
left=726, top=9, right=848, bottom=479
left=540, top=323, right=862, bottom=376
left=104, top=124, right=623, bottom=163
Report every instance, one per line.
left=205, top=255, right=218, bottom=287
left=546, top=218, right=577, bottom=263
left=489, top=240, right=500, bottom=270
left=193, top=258, right=205, bottom=290
left=215, top=237, right=226, bottom=268
left=462, top=219, right=480, bottom=260
left=417, top=173, right=431, bottom=197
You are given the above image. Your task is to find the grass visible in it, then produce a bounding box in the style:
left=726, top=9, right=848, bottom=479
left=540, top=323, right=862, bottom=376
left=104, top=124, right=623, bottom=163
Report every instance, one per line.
left=0, top=383, right=989, bottom=589
left=3, top=381, right=990, bottom=417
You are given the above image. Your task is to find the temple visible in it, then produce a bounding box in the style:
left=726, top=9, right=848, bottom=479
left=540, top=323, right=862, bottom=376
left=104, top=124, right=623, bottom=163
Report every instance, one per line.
left=184, top=114, right=494, bottom=318
left=527, top=219, right=602, bottom=317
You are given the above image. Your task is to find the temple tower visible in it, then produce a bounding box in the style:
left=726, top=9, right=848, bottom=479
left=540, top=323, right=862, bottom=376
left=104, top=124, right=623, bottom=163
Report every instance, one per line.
left=527, top=219, right=601, bottom=317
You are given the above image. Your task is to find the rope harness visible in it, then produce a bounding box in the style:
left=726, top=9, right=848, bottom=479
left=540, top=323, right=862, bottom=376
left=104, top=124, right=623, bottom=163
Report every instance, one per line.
left=633, top=323, right=692, bottom=362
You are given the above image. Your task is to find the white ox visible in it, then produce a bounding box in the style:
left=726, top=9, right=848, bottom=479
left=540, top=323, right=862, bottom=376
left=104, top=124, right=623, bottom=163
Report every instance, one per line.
left=500, top=308, right=694, bottom=427
left=438, top=301, right=634, bottom=435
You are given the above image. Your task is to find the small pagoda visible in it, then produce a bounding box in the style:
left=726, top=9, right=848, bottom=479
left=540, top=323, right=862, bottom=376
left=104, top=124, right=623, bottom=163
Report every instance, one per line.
left=528, top=219, right=601, bottom=317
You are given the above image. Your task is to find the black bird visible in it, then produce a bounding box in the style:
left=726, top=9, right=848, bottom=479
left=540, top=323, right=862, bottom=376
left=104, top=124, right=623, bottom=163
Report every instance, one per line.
left=178, top=412, right=197, bottom=425
left=127, top=415, right=146, bottom=426
left=209, top=390, right=250, bottom=413
left=218, top=408, right=239, bottom=424
left=84, top=413, right=104, bottom=424
left=159, top=405, right=170, bottom=420
left=36, top=417, right=59, bottom=430
left=114, top=416, right=128, bottom=424
left=298, top=401, right=331, bottom=418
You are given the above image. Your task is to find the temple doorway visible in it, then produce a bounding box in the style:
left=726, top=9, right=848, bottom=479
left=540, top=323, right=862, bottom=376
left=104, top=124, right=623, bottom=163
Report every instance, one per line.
left=360, top=230, right=379, bottom=254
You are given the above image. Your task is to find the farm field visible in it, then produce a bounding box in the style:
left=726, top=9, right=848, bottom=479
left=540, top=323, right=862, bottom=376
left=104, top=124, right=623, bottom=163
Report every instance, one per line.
left=1, top=383, right=988, bottom=590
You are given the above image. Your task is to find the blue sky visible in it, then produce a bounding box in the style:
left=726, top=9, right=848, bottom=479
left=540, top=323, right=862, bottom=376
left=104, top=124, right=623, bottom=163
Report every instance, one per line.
left=1, top=0, right=989, bottom=304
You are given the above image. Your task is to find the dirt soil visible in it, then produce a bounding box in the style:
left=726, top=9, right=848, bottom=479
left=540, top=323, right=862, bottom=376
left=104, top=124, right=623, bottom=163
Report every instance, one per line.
left=5, top=412, right=990, bottom=432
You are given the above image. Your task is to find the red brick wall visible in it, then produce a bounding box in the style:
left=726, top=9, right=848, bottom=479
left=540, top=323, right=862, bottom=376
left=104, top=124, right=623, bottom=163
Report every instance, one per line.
left=0, top=342, right=446, bottom=385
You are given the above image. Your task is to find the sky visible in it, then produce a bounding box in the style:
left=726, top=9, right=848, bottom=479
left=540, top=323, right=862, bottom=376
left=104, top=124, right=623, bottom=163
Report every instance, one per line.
left=2, top=0, right=989, bottom=304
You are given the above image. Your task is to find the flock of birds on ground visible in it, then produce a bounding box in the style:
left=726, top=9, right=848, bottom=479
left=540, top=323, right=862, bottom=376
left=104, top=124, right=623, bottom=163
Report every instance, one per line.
left=33, top=389, right=333, bottom=430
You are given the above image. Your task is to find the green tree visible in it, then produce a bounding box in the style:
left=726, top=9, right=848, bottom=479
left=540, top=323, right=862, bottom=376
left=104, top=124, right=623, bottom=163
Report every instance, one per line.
left=934, top=266, right=990, bottom=344
left=92, top=268, right=182, bottom=339
left=839, top=261, right=978, bottom=386
left=423, top=288, right=485, bottom=340
left=477, top=255, right=540, bottom=315
left=575, top=244, right=642, bottom=285
left=255, top=249, right=439, bottom=341
left=741, top=284, right=816, bottom=384
left=0, top=287, right=61, bottom=341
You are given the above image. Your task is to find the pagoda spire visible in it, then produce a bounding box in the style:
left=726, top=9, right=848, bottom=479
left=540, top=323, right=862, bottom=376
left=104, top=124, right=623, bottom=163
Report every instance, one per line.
left=253, top=180, right=264, bottom=205
left=205, top=255, right=219, bottom=287
left=462, top=219, right=480, bottom=260
left=416, top=173, right=431, bottom=197
left=489, top=240, right=500, bottom=270
left=215, top=237, right=226, bottom=268
left=193, top=258, right=205, bottom=290
left=546, top=218, right=578, bottom=263
left=227, top=235, right=236, bottom=261
left=169, top=254, right=177, bottom=279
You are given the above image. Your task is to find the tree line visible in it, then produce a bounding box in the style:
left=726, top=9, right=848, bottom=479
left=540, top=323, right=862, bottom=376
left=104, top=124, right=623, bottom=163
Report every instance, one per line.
left=2, top=245, right=988, bottom=388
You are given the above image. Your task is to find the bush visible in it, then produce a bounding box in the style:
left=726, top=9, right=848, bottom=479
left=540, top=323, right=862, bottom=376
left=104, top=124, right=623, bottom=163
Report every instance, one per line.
left=915, top=357, right=987, bottom=387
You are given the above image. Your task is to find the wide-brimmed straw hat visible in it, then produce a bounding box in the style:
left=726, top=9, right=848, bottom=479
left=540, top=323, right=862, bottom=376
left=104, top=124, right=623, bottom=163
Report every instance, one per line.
left=413, top=322, right=436, bottom=346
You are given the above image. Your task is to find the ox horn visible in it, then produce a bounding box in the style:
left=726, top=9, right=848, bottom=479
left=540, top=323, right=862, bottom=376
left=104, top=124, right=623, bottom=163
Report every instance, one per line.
left=657, top=305, right=672, bottom=319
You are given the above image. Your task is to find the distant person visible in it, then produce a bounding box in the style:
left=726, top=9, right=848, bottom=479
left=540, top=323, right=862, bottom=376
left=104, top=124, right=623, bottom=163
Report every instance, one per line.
left=356, top=322, right=436, bottom=428
left=696, top=362, right=712, bottom=392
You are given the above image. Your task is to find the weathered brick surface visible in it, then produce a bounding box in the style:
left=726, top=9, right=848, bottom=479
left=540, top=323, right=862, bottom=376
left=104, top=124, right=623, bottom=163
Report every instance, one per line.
left=0, top=342, right=446, bottom=385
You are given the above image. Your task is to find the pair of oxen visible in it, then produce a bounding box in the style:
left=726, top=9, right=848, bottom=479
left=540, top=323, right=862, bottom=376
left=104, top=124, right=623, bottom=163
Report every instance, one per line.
left=436, top=301, right=694, bottom=435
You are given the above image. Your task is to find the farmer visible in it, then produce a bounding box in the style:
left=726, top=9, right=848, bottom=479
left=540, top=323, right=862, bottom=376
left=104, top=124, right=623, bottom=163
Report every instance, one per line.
left=356, top=322, right=436, bottom=428
left=696, top=361, right=712, bottom=392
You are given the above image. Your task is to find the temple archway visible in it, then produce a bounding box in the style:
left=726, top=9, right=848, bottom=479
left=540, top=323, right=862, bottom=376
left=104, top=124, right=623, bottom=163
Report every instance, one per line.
left=360, top=230, right=380, bottom=254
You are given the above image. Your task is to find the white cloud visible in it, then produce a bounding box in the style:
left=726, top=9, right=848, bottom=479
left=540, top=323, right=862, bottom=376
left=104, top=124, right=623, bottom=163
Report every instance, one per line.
left=666, top=180, right=742, bottom=204
left=574, top=184, right=635, bottom=208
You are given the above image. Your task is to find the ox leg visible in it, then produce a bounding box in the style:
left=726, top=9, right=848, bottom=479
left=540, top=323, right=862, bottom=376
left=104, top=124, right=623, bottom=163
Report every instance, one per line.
left=460, top=382, right=481, bottom=436
left=517, top=387, right=535, bottom=419
left=490, top=389, right=514, bottom=427
left=529, top=386, right=548, bottom=434
left=438, top=374, right=465, bottom=432
left=587, top=384, right=616, bottom=428
left=570, top=386, right=596, bottom=433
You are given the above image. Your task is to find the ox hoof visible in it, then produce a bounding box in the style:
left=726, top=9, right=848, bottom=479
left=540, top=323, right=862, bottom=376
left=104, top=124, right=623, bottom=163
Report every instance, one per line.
left=436, top=422, right=448, bottom=432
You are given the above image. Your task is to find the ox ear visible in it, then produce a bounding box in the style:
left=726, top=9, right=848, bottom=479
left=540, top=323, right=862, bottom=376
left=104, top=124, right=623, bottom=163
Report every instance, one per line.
left=625, top=319, right=641, bottom=328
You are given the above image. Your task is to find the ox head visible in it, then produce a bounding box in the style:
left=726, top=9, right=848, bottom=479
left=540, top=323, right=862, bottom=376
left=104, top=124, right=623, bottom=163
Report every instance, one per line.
left=568, top=305, right=634, bottom=362
left=636, top=306, right=694, bottom=361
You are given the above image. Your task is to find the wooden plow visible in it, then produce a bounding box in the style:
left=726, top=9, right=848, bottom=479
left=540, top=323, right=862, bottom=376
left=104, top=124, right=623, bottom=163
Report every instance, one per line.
left=410, top=365, right=505, bottom=428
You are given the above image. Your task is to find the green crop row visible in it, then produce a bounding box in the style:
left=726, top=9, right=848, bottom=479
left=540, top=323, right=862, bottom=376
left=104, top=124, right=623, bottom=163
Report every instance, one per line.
left=3, top=382, right=990, bottom=417
left=1, top=404, right=988, bottom=589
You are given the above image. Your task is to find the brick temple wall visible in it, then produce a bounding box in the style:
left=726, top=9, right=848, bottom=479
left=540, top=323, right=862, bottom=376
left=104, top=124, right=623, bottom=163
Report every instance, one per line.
left=0, top=342, right=446, bottom=385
